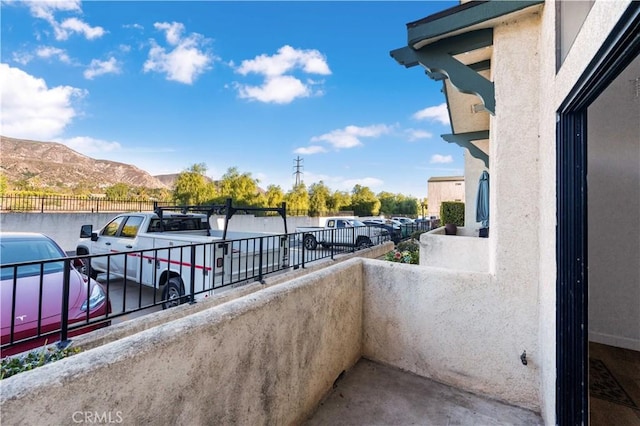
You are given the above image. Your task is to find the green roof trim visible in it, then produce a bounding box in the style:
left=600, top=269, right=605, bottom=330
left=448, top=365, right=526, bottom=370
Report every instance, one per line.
left=442, top=131, right=490, bottom=168
left=391, top=29, right=496, bottom=114
left=406, top=0, right=545, bottom=47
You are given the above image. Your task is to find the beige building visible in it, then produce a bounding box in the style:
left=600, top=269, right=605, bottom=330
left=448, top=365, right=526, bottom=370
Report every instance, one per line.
left=426, top=175, right=465, bottom=218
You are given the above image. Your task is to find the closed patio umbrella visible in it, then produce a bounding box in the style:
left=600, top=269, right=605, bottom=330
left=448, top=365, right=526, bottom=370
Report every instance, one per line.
left=476, top=171, right=490, bottom=232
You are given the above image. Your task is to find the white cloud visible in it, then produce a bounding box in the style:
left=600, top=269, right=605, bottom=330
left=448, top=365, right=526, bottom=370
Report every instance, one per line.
left=310, top=124, right=391, bottom=150
left=0, top=63, right=85, bottom=140
left=36, top=46, right=71, bottom=63
left=293, top=145, right=326, bottom=155
left=58, top=17, right=105, bottom=40
left=430, top=154, right=454, bottom=164
left=27, top=1, right=82, bottom=21
left=154, top=22, right=184, bottom=46
left=237, top=45, right=331, bottom=77
left=236, top=75, right=310, bottom=104
left=58, top=136, right=122, bottom=153
left=413, top=103, right=450, bottom=126
left=144, top=22, right=213, bottom=84
left=84, top=57, right=121, bottom=79
left=123, top=23, right=144, bottom=31
left=405, top=128, right=432, bottom=141
left=25, top=1, right=105, bottom=41
left=12, top=51, right=33, bottom=65
left=234, top=45, right=331, bottom=104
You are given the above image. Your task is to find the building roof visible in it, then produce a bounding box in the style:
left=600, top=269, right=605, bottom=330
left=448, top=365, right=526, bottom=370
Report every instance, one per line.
left=428, top=176, right=465, bottom=183
left=391, top=0, right=545, bottom=170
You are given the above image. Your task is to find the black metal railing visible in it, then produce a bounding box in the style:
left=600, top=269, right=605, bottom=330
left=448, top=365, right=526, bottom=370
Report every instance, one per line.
left=0, top=227, right=393, bottom=357
left=0, top=194, right=174, bottom=213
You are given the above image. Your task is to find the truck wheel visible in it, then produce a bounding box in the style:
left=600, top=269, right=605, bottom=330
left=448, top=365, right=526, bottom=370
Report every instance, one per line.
left=162, top=277, right=185, bottom=309
left=356, top=237, right=372, bottom=249
left=303, top=234, right=318, bottom=250
left=76, top=247, right=99, bottom=280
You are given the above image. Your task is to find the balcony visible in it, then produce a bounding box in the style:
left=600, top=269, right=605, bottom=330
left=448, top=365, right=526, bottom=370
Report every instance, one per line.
left=0, top=249, right=541, bottom=425
left=420, top=226, right=490, bottom=273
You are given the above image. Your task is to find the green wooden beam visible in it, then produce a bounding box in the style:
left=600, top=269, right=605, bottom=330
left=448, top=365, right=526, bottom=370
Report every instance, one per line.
left=442, top=131, right=490, bottom=168
left=391, top=30, right=496, bottom=114
left=407, top=0, right=544, bottom=47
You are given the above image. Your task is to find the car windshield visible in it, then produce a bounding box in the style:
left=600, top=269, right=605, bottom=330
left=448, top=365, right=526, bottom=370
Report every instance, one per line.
left=349, top=220, right=366, bottom=227
left=0, top=238, right=66, bottom=280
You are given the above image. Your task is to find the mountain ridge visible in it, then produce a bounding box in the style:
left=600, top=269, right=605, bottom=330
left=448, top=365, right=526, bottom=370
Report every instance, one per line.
left=0, top=135, right=174, bottom=192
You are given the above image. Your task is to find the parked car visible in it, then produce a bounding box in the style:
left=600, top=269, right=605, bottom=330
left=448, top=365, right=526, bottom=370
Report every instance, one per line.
left=1, top=232, right=111, bottom=357
left=295, top=217, right=388, bottom=250
left=391, top=217, right=416, bottom=225
left=363, top=220, right=401, bottom=244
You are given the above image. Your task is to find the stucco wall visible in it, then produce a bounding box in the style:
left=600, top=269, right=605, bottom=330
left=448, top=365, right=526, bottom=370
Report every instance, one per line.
left=361, top=260, right=540, bottom=411
left=1, top=255, right=543, bottom=422
left=0, top=260, right=365, bottom=425
left=419, top=227, right=490, bottom=273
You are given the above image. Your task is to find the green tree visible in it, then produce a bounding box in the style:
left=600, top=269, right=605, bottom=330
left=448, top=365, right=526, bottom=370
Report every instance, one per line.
left=398, top=197, right=419, bottom=215
left=327, top=190, right=351, bottom=212
left=285, top=183, right=309, bottom=215
left=351, top=184, right=380, bottom=216
left=265, top=185, right=285, bottom=207
left=377, top=191, right=398, bottom=215
left=308, top=181, right=331, bottom=216
left=173, top=163, right=217, bottom=205
left=214, top=167, right=265, bottom=207
left=0, top=174, right=8, bottom=195
left=105, top=183, right=131, bottom=199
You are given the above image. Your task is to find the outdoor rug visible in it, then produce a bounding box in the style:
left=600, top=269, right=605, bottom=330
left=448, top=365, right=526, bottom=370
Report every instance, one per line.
left=590, top=358, right=638, bottom=409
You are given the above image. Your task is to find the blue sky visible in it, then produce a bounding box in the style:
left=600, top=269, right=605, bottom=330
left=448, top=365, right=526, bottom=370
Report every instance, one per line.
left=1, top=0, right=462, bottom=199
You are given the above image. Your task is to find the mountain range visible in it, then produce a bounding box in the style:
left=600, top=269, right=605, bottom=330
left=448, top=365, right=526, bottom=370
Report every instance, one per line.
left=0, top=135, right=178, bottom=192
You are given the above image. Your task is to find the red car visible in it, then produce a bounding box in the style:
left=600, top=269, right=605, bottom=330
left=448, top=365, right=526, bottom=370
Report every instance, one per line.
left=1, top=232, right=111, bottom=357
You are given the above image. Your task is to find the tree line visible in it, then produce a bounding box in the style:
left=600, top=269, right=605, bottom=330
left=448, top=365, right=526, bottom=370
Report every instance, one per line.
left=0, top=164, right=427, bottom=217
left=172, top=164, right=426, bottom=217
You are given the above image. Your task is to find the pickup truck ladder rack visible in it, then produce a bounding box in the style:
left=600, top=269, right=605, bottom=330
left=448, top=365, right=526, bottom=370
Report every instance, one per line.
left=154, top=198, right=288, bottom=239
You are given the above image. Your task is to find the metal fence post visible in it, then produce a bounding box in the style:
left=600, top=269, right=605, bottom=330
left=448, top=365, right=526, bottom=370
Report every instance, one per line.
left=189, top=245, right=196, bottom=304
left=330, top=228, right=335, bottom=260
left=58, top=258, right=71, bottom=348
left=258, top=237, right=264, bottom=282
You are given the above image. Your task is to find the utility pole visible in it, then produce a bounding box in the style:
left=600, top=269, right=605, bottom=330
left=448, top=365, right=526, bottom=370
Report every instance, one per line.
left=293, top=156, right=304, bottom=186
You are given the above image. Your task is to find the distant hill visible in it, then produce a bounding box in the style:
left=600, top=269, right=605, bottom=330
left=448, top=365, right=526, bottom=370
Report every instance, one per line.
left=154, top=173, right=180, bottom=188
left=0, top=135, right=170, bottom=192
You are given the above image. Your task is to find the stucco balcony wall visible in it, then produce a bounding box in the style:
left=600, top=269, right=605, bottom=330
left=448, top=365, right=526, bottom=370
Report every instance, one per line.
left=419, top=226, right=490, bottom=273
left=362, top=259, right=538, bottom=411
left=1, top=252, right=540, bottom=423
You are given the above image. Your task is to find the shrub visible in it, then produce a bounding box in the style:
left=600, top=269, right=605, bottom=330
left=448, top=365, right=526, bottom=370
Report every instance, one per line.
left=385, top=238, right=420, bottom=264
left=440, top=201, right=465, bottom=226
left=1, top=345, right=81, bottom=380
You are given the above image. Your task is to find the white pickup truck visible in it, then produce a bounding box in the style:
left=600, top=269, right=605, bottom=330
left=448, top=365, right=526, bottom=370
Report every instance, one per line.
left=295, top=217, right=388, bottom=250
left=76, top=204, right=289, bottom=308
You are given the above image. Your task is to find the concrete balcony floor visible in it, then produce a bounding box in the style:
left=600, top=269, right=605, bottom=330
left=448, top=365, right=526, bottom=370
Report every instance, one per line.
left=305, top=359, right=543, bottom=425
